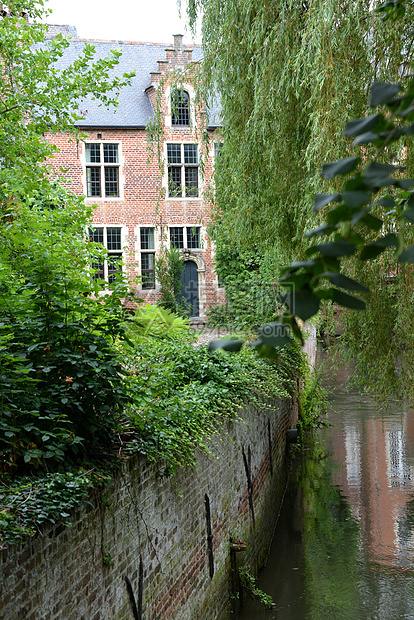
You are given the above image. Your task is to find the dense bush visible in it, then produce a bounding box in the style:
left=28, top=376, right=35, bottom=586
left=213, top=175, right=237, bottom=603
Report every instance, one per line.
left=207, top=231, right=282, bottom=330
left=126, top=304, right=194, bottom=341
left=118, top=335, right=303, bottom=475
left=0, top=188, right=132, bottom=476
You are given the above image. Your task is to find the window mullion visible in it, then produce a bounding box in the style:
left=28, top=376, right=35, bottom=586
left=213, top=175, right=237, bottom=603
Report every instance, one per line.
left=181, top=145, right=185, bottom=196
left=100, top=144, right=104, bottom=197
left=103, top=225, right=108, bottom=280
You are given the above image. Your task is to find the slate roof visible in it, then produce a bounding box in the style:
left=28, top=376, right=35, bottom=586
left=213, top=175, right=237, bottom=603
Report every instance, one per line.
left=46, top=26, right=221, bottom=129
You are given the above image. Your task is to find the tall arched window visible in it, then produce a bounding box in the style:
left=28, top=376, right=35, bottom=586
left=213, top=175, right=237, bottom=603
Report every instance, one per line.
left=171, top=89, right=190, bottom=126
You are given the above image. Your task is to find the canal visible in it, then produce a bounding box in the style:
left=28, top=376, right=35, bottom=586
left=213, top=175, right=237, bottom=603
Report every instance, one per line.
left=239, top=357, right=414, bottom=619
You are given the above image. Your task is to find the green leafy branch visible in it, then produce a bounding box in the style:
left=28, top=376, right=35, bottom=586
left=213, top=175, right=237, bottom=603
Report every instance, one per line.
left=213, top=74, right=414, bottom=357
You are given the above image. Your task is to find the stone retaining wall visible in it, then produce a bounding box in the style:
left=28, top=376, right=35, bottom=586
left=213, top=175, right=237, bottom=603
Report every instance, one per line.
left=0, top=395, right=298, bottom=619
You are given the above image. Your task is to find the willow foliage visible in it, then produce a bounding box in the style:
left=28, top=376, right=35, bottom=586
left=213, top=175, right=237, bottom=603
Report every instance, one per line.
left=185, top=0, right=414, bottom=399
left=190, top=0, right=412, bottom=258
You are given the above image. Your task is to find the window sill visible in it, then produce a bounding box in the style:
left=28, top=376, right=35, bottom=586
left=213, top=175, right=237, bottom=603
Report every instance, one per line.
left=166, top=196, right=202, bottom=201
left=85, top=196, right=124, bottom=202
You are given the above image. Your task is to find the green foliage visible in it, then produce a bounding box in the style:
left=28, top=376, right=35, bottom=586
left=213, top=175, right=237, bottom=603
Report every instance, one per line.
left=186, top=0, right=414, bottom=398
left=126, top=304, right=194, bottom=341
left=297, top=365, right=329, bottom=443
left=207, top=233, right=281, bottom=329
left=0, top=187, right=132, bottom=475
left=0, top=1, right=133, bottom=205
left=155, top=245, right=187, bottom=315
left=188, top=0, right=412, bottom=262
left=272, top=74, right=414, bottom=398
left=0, top=0, right=137, bottom=475
left=118, top=336, right=301, bottom=476
left=0, top=1, right=137, bottom=543
left=0, top=469, right=110, bottom=547
left=238, top=565, right=275, bottom=610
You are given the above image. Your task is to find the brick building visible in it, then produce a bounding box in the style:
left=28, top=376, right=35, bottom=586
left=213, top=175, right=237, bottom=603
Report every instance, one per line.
left=46, top=28, right=224, bottom=318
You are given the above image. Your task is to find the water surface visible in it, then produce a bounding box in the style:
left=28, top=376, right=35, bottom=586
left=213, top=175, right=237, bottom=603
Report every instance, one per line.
left=239, top=360, right=414, bottom=619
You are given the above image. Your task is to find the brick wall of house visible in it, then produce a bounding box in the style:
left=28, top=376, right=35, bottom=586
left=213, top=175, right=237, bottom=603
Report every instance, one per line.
left=0, top=395, right=298, bottom=619
left=45, top=37, right=226, bottom=318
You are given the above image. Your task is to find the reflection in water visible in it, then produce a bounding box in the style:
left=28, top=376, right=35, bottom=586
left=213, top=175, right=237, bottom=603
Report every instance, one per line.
left=239, top=358, right=414, bottom=619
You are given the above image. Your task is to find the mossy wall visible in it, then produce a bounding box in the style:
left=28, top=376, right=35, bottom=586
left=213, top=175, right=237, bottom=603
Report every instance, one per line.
left=0, top=396, right=298, bottom=619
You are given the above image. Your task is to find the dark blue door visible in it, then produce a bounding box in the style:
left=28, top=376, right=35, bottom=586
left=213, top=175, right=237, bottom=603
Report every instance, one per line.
left=179, top=261, right=199, bottom=317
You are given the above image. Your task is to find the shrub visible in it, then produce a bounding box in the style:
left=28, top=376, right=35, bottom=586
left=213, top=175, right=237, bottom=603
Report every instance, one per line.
left=0, top=187, right=132, bottom=475
left=127, top=304, right=194, bottom=341
left=118, top=337, right=302, bottom=475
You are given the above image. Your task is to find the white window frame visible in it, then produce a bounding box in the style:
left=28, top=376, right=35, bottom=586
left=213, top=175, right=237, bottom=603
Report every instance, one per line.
left=165, top=84, right=196, bottom=129
left=169, top=226, right=203, bottom=250
left=138, top=226, right=157, bottom=290
left=83, top=141, right=123, bottom=200
left=165, top=143, right=201, bottom=199
left=88, top=225, right=127, bottom=283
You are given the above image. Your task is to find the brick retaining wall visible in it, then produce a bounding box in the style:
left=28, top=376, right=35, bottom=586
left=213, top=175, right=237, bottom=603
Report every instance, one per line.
left=0, top=395, right=298, bottom=619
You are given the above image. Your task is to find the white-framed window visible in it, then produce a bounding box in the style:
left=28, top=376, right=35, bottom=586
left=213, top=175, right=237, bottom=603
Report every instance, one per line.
left=171, top=89, right=190, bottom=126
left=167, top=143, right=199, bottom=198
left=170, top=226, right=201, bottom=249
left=88, top=226, right=124, bottom=283
left=214, top=142, right=223, bottom=159
left=165, top=84, right=196, bottom=129
left=85, top=143, right=120, bottom=198
left=139, top=227, right=156, bottom=289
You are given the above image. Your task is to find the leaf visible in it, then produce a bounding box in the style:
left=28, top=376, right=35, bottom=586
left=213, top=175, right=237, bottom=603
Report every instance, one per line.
left=280, top=260, right=316, bottom=274
left=353, top=131, right=383, bottom=145
left=314, top=193, right=341, bottom=212
left=400, top=123, right=414, bottom=135
left=319, top=271, right=369, bottom=293
left=363, top=161, right=397, bottom=190
left=343, top=113, right=383, bottom=136
left=321, top=157, right=360, bottom=180
left=396, top=179, right=414, bottom=189
left=342, top=191, right=371, bottom=208
left=326, top=204, right=352, bottom=224
left=332, top=289, right=366, bottom=310
left=365, top=162, right=397, bottom=177
left=360, top=233, right=398, bottom=260
left=285, top=288, right=321, bottom=321
left=259, top=322, right=292, bottom=347
left=378, top=196, right=395, bottom=209
left=360, top=213, right=383, bottom=231
left=279, top=273, right=309, bottom=290
left=370, top=82, right=401, bottom=106
left=344, top=175, right=365, bottom=192
left=208, top=339, right=243, bottom=352
left=314, top=241, right=356, bottom=257
left=319, top=272, right=369, bottom=292
left=305, top=223, right=337, bottom=238
left=398, top=245, right=414, bottom=263
left=403, top=206, right=414, bottom=222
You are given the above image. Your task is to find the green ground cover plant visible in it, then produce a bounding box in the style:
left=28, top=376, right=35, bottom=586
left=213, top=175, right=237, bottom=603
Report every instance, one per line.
left=0, top=469, right=111, bottom=545
left=117, top=332, right=303, bottom=476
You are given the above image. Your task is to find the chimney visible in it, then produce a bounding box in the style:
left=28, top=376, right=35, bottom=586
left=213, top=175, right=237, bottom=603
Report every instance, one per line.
left=162, top=34, right=192, bottom=69
left=157, top=60, right=168, bottom=73
left=173, top=34, right=183, bottom=50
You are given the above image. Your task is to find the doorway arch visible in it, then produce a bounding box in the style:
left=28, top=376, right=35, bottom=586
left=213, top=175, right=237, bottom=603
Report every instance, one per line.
left=179, top=251, right=206, bottom=318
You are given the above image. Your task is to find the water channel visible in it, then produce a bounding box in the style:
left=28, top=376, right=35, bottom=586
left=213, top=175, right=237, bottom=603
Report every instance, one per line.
left=239, top=355, right=414, bottom=619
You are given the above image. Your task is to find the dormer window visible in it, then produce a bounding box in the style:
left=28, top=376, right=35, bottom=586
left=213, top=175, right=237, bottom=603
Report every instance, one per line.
left=171, top=89, right=190, bottom=126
